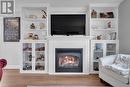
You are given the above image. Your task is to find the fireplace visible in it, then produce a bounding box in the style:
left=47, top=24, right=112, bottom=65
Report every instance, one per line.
left=55, top=48, right=83, bottom=72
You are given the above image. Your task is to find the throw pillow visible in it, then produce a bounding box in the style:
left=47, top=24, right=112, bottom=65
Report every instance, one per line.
left=114, top=54, right=130, bottom=69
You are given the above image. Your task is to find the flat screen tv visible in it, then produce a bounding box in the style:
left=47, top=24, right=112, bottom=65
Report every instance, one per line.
left=51, top=14, right=86, bottom=36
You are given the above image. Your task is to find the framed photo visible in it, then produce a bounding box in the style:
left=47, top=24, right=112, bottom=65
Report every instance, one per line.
left=110, top=32, right=116, bottom=40
left=107, top=12, right=114, bottom=18
left=4, top=17, right=20, bottom=42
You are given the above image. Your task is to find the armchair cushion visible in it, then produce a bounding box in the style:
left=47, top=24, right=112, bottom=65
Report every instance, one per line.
left=99, top=55, right=116, bottom=66
left=99, top=54, right=130, bottom=86
left=105, top=64, right=129, bottom=76
left=102, top=66, right=129, bottom=84
left=103, top=54, right=130, bottom=76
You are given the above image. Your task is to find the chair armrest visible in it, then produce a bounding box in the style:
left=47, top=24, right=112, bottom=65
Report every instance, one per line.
left=99, top=55, right=116, bottom=66
left=0, top=59, right=7, bottom=68
left=129, top=64, right=130, bottom=85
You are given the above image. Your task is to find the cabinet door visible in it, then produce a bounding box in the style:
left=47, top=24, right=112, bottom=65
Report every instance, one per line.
left=22, top=43, right=33, bottom=71
left=93, top=43, right=104, bottom=71
left=34, top=43, right=46, bottom=71
left=106, top=43, right=116, bottom=56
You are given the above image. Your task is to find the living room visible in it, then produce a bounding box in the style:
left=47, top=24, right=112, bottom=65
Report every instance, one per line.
left=0, top=0, right=130, bottom=87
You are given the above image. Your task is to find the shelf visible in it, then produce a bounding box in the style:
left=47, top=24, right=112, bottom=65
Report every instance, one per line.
left=106, top=50, right=116, bottom=52
left=21, top=40, right=47, bottom=42
left=23, top=51, right=32, bottom=52
left=35, top=61, right=45, bottom=64
left=35, top=51, right=45, bottom=52
left=91, top=40, right=118, bottom=42
left=23, top=18, right=46, bottom=21
left=24, top=29, right=47, bottom=31
left=93, top=60, right=99, bottom=62
left=21, top=5, right=48, bottom=73
left=91, top=18, right=116, bottom=21
left=24, top=61, right=32, bottom=64
left=94, top=50, right=103, bottom=53
left=90, top=4, right=118, bottom=74
left=92, top=28, right=116, bottom=31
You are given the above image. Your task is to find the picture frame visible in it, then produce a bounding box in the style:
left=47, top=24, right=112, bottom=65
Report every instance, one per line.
left=110, top=32, right=116, bottom=40
left=107, top=12, right=114, bottom=18
left=100, top=13, right=107, bottom=18
left=4, top=17, right=20, bottom=42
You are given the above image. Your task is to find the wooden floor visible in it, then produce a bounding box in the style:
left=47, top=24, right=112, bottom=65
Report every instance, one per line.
left=0, top=69, right=109, bottom=87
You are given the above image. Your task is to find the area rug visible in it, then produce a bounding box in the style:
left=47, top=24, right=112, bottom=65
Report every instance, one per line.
left=27, top=86, right=112, bottom=87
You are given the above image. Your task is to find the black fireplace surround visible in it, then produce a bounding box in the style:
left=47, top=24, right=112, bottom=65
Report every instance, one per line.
left=55, top=48, right=83, bottom=72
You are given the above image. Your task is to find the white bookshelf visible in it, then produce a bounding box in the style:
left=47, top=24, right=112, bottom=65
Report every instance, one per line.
left=21, top=6, right=48, bottom=41
left=89, top=3, right=119, bottom=73
left=20, top=4, right=49, bottom=73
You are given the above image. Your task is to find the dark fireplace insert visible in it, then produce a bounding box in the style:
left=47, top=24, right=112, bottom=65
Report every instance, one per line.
left=55, top=48, right=83, bottom=72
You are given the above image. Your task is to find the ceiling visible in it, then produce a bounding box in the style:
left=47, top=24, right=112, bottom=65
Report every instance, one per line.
left=16, top=0, right=125, bottom=7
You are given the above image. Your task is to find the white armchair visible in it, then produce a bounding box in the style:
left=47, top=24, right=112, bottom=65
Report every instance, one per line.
left=99, top=54, right=130, bottom=87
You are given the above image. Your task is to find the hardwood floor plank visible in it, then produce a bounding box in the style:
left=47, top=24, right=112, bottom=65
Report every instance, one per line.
left=0, top=69, right=109, bottom=87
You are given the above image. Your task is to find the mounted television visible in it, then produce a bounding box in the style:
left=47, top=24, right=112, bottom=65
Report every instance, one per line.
left=51, top=14, right=86, bottom=36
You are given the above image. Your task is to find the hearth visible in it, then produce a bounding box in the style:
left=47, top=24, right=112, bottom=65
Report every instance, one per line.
left=55, top=48, right=83, bottom=72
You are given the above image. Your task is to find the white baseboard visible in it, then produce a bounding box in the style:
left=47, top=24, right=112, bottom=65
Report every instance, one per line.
left=4, top=65, right=20, bottom=69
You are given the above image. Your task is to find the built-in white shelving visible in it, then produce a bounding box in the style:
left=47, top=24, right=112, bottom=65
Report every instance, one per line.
left=20, top=4, right=48, bottom=73
left=90, top=3, right=119, bottom=73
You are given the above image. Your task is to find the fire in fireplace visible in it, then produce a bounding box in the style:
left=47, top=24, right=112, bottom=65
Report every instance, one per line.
left=59, top=55, right=79, bottom=68
left=55, top=48, right=83, bottom=72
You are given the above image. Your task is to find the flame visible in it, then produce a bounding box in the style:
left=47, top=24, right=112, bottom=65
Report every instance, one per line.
left=62, top=56, right=75, bottom=64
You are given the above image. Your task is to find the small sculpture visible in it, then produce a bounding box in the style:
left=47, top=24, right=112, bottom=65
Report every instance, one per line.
left=107, top=21, right=112, bottom=28
left=28, top=15, right=37, bottom=19
left=28, top=53, right=32, bottom=61
left=39, top=22, right=45, bottom=29
left=27, top=33, right=33, bottom=40
left=33, top=34, right=39, bottom=40
left=91, top=9, right=97, bottom=18
left=42, top=15, right=46, bottom=19
left=97, top=35, right=102, bottom=40
left=30, top=23, right=35, bottom=29
left=41, top=10, right=47, bottom=19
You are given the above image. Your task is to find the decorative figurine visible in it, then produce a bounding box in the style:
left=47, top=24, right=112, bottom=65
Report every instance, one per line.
left=42, top=15, right=46, bottom=19
left=41, top=10, right=47, bottom=19
left=28, top=15, right=37, bottom=19
left=33, top=34, right=39, bottom=40
left=28, top=53, right=32, bottom=61
left=91, top=9, right=97, bottom=18
left=108, top=21, right=112, bottom=28
left=97, top=35, right=102, bottom=40
left=30, top=23, right=35, bottom=29
left=27, top=33, right=33, bottom=40
left=39, top=22, right=45, bottom=29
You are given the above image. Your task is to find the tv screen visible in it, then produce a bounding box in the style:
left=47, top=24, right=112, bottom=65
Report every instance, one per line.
left=51, top=14, right=86, bottom=36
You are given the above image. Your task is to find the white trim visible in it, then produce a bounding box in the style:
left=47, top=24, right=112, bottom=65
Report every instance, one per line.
left=48, top=37, right=90, bottom=74
left=50, top=7, right=87, bottom=14
left=49, top=73, right=89, bottom=75
left=89, top=3, right=120, bottom=7
left=19, top=3, right=49, bottom=8
left=5, top=65, right=20, bottom=69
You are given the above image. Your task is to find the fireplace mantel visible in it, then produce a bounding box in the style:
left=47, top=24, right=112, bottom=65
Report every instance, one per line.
left=48, top=35, right=91, bottom=40
left=48, top=36, right=90, bottom=74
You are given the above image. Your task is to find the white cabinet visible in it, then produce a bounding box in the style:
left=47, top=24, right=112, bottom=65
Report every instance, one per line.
left=89, top=3, right=119, bottom=73
left=90, top=40, right=118, bottom=73
left=20, top=4, right=48, bottom=73
left=21, top=42, right=47, bottom=73
left=21, top=5, right=48, bottom=41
